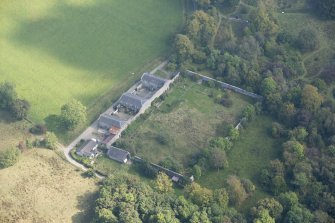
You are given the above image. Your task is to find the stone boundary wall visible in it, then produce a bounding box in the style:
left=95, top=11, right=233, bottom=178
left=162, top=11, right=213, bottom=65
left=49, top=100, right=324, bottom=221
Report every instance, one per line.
left=107, top=72, right=180, bottom=146
left=186, top=70, right=263, bottom=100
left=132, top=156, right=188, bottom=181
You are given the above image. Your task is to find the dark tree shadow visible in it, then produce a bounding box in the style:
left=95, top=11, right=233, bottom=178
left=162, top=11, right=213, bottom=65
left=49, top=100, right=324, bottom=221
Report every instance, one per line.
left=72, top=191, right=99, bottom=223
left=0, top=110, right=17, bottom=123
left=12, top=0, right=172, bottom=72
left=44, top=114, right=64, bottom=133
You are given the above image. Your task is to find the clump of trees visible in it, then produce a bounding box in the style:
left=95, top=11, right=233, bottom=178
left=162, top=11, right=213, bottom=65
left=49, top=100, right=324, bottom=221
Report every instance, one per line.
left=170, top=0, right=335, bottom=221
left=309, top=0, right=335, bottom=19
left=0, top=147, right=21, bottom=169
left=94, top=173, right=245, bottom=223
left=0, top=81, right=30, bottom=120
left=60, top=99, right=87, bottom=130
left=296, top=29, right=320, bottom=52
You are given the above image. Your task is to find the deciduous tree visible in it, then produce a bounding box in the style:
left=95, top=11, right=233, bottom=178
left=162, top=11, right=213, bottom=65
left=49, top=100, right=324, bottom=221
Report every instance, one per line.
left=155, top=172, right=173, bottom=193
left=60, top=99, right=87, bottom=130
left=301, top=84, right=323, bottom=113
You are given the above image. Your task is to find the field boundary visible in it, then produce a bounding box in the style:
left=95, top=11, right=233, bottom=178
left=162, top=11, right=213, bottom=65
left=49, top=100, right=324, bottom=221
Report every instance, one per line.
left=186, top=70, right=263, bottom=100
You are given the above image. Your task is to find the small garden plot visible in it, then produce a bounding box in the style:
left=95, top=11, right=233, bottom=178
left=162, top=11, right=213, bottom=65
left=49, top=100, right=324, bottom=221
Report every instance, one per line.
left=116, top=77, right=252, bottom=168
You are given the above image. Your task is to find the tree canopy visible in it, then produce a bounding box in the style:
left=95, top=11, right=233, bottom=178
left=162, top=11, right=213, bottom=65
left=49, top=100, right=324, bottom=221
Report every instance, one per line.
left=60, top=99, right=87, bottom=130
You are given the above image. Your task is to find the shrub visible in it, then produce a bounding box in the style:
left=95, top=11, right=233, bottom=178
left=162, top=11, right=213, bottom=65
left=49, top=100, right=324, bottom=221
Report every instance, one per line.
left=44, top=131, right=58, bottom=150
left=136, top=161, right=158, bottom=179
left=84, top=168, right=96, bottom=178
left=159, top=157, right=183, bottom=172
left=296, top=29, right=319, bottom=52
left=0, top=147, right=21, bottom=169
left=241, top=178, right=256, bottom=194
left=10, top=99, right=30, bottom=120
left=25, top=139, right=33, bottom=149
left=156, top=134, right=169, bottom=145
left=193, top=164, right=202, bottom=179
left=29, top=124, right=47, bottom=135
left=220, top=98, right=233, bottom=107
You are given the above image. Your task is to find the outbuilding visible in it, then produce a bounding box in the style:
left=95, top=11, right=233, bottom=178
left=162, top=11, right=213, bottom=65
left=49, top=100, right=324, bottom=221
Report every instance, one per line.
left=107, top=146, right=131, bottom=163
left=141, top=73, right=166, bottom=91
left=76, top=139, right=98, bottom=158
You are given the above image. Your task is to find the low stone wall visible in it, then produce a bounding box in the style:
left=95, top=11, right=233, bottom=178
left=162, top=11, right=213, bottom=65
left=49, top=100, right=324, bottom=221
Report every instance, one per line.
left=132, top=156, right=188, bottom=182
left=186, top=70, right=263, bottom=100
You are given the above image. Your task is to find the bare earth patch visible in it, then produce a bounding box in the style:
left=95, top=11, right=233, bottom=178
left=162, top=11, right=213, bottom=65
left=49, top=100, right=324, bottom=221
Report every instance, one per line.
left=0, top=149, right=97, bottom=223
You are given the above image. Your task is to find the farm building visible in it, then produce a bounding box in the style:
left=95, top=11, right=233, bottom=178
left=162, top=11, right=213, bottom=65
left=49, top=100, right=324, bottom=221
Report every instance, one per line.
left=98, top=114, right=126, bottom=130
left=141, top=73, right=166, bottom=91
left=76, top=139, right=98, bottom=158
left=118, top=92, right=147, bottom=112
left=107, top=146, right=131, bottom=163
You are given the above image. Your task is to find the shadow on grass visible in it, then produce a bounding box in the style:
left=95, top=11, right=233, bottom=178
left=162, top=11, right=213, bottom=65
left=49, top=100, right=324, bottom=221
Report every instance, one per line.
left=12, top=0, right=173, bottom=72
left=72, top=191, right=98, bottom=223
left=0, top=110, right=17, bottom=124
left=44, top=114, right=63, bottom=133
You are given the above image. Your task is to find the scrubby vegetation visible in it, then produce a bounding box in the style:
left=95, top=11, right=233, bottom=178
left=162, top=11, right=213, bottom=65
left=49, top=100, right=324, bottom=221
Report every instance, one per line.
left=0, top=147, right=21, bottom=169
left=117, top=77, right=251, bottom=171
left=0, top=81, right=30, bottom=120
left=164, top=0, right=335, bottom=221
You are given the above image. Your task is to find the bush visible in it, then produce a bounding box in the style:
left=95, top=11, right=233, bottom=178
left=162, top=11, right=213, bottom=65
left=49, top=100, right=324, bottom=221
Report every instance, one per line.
left=25, top=139, right=33, bottom=149
left=220, top=98, right=233, bottom=107
left=241, top=178, right=256, bottom=194
left=296, top=29, right=319, bottom=52
left=84, top=168, right=96, bottom=178
left=155, top=134, right=169, bottom=145
left=0, top=147, right=21, bottom=169
left=136, top=161, right=158, bottom=179
left=44, top=131, right=58, bottom=150
left=159, top=157, right=183, bottom=172
left=10, top=99, right=30, bottom=120
left=29, top=124, right=47, bottom=135
left=193, top=164, right=202, bottom=179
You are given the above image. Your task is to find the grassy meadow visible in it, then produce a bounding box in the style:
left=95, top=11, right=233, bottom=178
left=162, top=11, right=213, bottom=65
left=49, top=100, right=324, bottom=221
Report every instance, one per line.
left=0, top=149, right=98, bottom=223
left=0, top=111, right=32, bottom=151
left=199, top=116, right=282, bottom=211
left=117, top=77, right=252, bottom=166
left=0, top=0, right=183, bottom=125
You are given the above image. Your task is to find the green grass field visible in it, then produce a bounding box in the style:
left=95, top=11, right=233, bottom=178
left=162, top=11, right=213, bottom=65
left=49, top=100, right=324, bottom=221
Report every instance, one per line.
left=199, top=116, right=282, bottom=211
left=0, top=0, right=183, bottom=124
left=117, top=77, right=252, bottom=166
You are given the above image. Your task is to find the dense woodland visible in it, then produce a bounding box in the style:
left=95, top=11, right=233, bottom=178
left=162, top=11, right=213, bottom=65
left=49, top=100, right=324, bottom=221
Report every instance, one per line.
left=94, top=0, right=335, bottom=222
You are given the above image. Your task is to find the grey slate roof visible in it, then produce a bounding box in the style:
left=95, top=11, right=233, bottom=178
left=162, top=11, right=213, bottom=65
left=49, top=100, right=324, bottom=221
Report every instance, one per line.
left=76, top=140, right=98, bottom=157
left=118, top=92, right=147, bottom=111
left=107, top=146, right=130, bottom=163
left=141, top=73, right=166, bottom=89
left=98, top=114, right=126, bottom=129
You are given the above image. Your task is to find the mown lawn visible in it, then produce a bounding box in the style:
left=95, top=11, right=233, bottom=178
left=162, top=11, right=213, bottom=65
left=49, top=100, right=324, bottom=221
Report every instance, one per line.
left=0, top=0, right=183, bottom=125
left=199, top=116, right=282, bottom=212
left=117, top=77, right=252, bottom=166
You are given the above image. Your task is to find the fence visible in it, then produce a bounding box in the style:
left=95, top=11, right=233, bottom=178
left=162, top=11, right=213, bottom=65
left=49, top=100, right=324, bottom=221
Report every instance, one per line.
left=186, top=70, right=263, bottom=100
